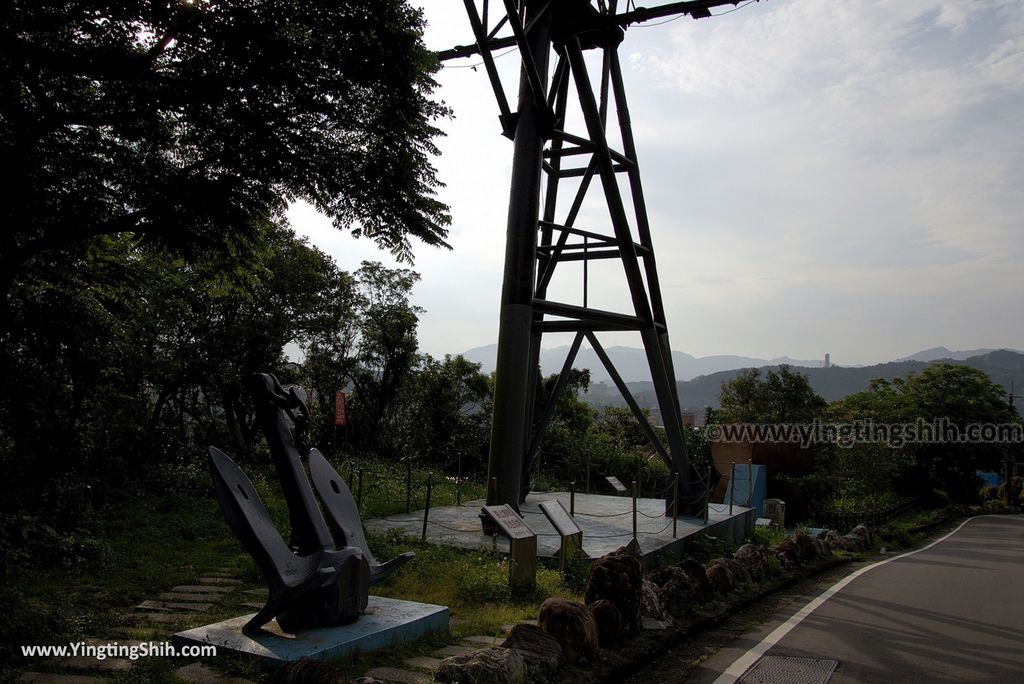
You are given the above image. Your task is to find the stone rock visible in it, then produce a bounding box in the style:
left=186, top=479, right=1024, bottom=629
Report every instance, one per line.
left=588, top=598, right=623, bottom=648
left=821, top=529, right=842, bottom=554
left=270, top=657, right=346, bottom=683
left=501, top=622, right=562, bottom=675
left=435, top=647, right=527, bottom=684
left=538, top=597, right=600, bottom=664
left=793, top=529, right=819, bottom=563
left=706, top=558, right=738, bottom=595
left=584, top=545, right=643, bottom=637
left=641, top=579, right=668, bottom=621
left=643, top=615, right=673, bottom=630
left=775, top=540, right=799, bottom=568
left=734, top=544, right=770, bottom=581
left=720, top=557, right=752, bottom=586
left=840, top=534, right=862, bottom=552
left=648, top=566, right=697, bottom=617
left=678, top=558, right=713, bottom=599
left=851, top=524, right=872, bottom=549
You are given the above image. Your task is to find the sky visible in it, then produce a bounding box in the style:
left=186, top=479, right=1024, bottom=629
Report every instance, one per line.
left=286, top=0, right=1024, bottom=367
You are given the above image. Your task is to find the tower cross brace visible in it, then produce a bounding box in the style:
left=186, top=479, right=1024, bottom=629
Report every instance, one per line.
left=441, top=0, right=751, bottom=517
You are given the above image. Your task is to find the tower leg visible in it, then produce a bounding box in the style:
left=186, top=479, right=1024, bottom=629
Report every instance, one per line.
left=486, top=1, right=552, bottom=510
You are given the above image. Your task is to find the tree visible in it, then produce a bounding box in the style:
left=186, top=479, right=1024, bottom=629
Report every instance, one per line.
left=298, top=261, right=424, bottom=457
left=0, top=221, right=350, bottom=520
left=827, top=379, right=917, bottom=499
left=589, top=405, right=674, bottom=492
left=0, top=1, right=450, bottom=305
left=387, top=355, right=491, bottom=469
left=344, top=262, right=422, bottom=455
left=902, top=364, right=1017, bottom=501
left=0, top=235, right=156, bottom=522
left=141, top=221, right=350, bottom=457
left=829, top=364, right=1019, bottom=502
left=719, top=366, right=826, bottom=424
left=525, top=369, right=596, bottom=485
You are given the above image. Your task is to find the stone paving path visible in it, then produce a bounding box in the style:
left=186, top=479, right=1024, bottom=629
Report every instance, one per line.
left=362, top=622, right=521, bottom=684
left=18, top=567, right=257, bottom=684
left=20, top=570, right=531, bottom=684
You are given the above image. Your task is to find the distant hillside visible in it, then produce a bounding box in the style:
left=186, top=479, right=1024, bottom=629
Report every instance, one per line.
left=895, top=346, right=1021, bottom=362
left=582, top=350, right=1024, bottom=411
left=461, top=343, right=1021, bottom=387
left=461, top=343, right=824, bottom=383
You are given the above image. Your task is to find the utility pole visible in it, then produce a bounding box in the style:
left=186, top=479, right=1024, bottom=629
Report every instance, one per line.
left=440, top=1, right=755, bottom=516
left=1009, top=381, right=1018, bottom=502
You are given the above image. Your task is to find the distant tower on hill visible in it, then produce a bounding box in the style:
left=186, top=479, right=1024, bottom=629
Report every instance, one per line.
left=824, top=353, right=831, bottom=369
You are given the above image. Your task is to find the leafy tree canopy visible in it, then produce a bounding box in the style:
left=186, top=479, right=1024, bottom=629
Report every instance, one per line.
left=0, top=0, right=451, bottom=299
left=828, top=363, right=1018, bottom=502
left=719, top=365, right=826, bottom=424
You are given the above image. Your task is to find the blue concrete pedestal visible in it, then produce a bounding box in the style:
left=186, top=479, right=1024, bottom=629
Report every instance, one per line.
left=172, top=596, right=448, bottom=666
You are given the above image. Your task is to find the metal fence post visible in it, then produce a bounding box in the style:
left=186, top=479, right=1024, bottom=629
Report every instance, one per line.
left=747, top=457, right=753, bottom=508
left=729, top=462, right=735, bottom=515
left=356, top=468, right=363, bottom=510
left=421, top=473, right=433, bottom=543
left=586, top=453, right=591, bottom=494
left=632, top=480, right=638, bottom=545
left=704, top=465, right=711, bottom=525
left=672, top=477, right=678, bottom=538
left=570, top=481, right=576, bottom=518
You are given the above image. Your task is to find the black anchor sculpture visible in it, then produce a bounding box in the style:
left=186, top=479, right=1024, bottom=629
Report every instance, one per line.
left=207, top=373, right=412, bottom=634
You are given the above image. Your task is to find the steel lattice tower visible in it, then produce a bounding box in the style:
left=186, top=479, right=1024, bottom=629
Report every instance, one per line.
left=440, top=1, right=749, bottom=516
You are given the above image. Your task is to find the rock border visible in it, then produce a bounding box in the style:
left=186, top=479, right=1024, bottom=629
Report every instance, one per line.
left=567, top=555, right=852, bottom=684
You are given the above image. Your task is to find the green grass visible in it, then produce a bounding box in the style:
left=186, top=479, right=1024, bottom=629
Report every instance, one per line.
left=316, top=455, right=488, bottom=520
left=9, top=452, right=981, bottom=681
left=367, top=531, right=580, bottom=636
left=748, top=525, right=786, bottom=549
left=3, top=459, right=580, bottom=682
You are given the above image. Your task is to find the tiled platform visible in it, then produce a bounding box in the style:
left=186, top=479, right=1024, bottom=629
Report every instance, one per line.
left=366, top=492, right=754, bottom=567
left=173, top=596, right=448, bottom=666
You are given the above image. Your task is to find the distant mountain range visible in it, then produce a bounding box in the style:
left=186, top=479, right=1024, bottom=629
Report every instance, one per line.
left=460, top=343, right=827, bottom=383
left=894, top=346, right=1012, bottom=363
left=458, top=344, right=1023, bottom=411
left=598, top=349, right=1024, bottom=411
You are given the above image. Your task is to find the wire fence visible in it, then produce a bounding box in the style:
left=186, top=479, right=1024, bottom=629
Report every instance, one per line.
left=334, top=457, right=724, bottom=549
left=814, top=497, right=919, bottom=530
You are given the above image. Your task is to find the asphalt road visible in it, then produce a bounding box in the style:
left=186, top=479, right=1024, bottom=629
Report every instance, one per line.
left=688, top=514, right=1024, bottom=684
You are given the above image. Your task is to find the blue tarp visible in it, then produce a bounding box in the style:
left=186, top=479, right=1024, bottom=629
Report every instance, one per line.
left=976, top=470, right=1004, bottom=487
left=724, top=463, right=768, bottom=517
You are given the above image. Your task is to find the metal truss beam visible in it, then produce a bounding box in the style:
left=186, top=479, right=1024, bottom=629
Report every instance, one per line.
left=445, top=0, right=748, bottom=516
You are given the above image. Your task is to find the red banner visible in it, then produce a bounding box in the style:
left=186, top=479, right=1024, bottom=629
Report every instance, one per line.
left=334, top=390, right=347, bottom=426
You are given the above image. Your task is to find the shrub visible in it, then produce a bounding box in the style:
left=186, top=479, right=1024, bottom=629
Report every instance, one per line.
left=455, top=558, right=512, bottom=604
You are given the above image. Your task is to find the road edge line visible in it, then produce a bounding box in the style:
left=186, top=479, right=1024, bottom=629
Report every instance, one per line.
left=711, top=515, right=983, bottom=684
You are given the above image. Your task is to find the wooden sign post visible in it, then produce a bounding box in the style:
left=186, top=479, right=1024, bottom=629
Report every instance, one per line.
left=482, top=504, right=537, bottom=592
left=539, top=500, right=583, bottom=571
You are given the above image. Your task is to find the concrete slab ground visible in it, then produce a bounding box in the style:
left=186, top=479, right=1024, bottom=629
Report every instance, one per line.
left=365, top=492, right=753, bottom=567
left=172, top=596, right=448, bottom=667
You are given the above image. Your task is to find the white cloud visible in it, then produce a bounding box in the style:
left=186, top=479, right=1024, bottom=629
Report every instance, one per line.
left=287, top=1, right=1024, bottom=364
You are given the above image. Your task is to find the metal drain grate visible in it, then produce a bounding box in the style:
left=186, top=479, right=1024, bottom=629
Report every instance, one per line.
left=738, top=656, right=838, bottom=684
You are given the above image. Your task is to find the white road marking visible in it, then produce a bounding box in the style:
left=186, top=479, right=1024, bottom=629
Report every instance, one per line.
left=711, top=515, right=984, bottom=684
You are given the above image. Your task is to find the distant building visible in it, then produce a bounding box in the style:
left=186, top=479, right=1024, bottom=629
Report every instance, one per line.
left=648, top=408, right=703, bottom=428
left=824, top=353, right=831, bottom=369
